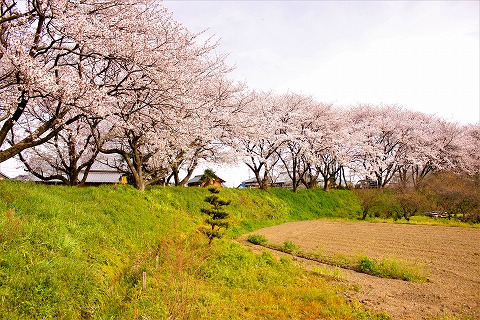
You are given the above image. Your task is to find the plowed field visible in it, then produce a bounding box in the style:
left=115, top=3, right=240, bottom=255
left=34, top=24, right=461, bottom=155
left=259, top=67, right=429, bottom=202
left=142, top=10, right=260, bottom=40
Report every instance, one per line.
left=241, top=220, right=480, bottom=319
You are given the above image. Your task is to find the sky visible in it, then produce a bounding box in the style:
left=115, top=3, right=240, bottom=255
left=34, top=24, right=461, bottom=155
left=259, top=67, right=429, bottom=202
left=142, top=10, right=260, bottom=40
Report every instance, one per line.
left=162, top=0, right=480, bottom=186
left=1, top=0, right=479, bottom=186
left=165, top=0, right=479, bottom=124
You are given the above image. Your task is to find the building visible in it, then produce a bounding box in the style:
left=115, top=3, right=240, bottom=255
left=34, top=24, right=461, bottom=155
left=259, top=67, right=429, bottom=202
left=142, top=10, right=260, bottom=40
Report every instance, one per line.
left=237, top=172, right=293, bottom=189
left=237, top=177, right=260, bottom=188
left=186, top=175, right=225, bottom=187
left=13, top=162, right=124, bottom=186
left=80, top=162, right=124, bottom=185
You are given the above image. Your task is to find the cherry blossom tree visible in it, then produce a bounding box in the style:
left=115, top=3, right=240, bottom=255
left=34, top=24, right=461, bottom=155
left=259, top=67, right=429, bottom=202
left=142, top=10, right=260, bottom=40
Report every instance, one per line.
left=165, top=82, right=248, bottom=187
left=166, top=136, right=233, bottom=187
left=0, top=0, right=111, bottom=163
left=347, top=104, right=413, bottom=188
left=17, top=117, right=101, bottom=185
left=1, top=0, right=244, bottom=190
left=458, top=123, right=480, bottom=176
left=3, top=0, right=474, bottom=194
left=275, top=93, right=320, bottom=192
left=0, top=0, right=238, bottom=190
left=397, top=114, right=464, bottom=187
left=298, top=105, right=351, bottom=190
left=346, top=105, right=472, bottom=189
left=103, top=66, right=244, bottom=190
left=231, top=91, right=286, bottom=190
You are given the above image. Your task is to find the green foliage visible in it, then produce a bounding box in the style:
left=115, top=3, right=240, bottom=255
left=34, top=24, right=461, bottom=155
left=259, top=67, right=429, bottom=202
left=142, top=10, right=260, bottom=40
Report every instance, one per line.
left=282, top=240, right=299, bottom=252
left=200, top=187, right=231, bottom=244
left=198, top=241, right=389, bottom=319
left=253, top=235, right=428, bottom=283
left=205, top=187, right=362, bottom=237
left=359, top=256, right=378, bottom=275
left=0, top=181, right=194, bottom=318
left=376, top=258, right=426, bottom=282
left=312, top=266, right=343, bottom=280
left=246, top=234, right=268, bottom=245
left=356, top=256, right=427, bottom=282
left=268, top=188, right=362, bottom=221
left=199, top=168, right=221, bottom=186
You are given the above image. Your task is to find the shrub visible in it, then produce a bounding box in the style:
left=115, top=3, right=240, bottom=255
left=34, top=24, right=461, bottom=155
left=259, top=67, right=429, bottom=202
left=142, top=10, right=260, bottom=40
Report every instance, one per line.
left=359, top=256, right=378, bottom=275
left=353, top=188, right=383, bottom=220
left=391, top=188, right=429, bottom=221
left=199, top=187, right=231, bottom=244
left=247, top=234, right=268, bottom=245
left=283, top=240, right=299, bottom=252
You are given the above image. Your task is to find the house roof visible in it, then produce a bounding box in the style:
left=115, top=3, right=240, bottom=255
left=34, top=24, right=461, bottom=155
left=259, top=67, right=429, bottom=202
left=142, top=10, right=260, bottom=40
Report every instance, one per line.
left=187, top=175, right=203, bottom=184
left=14, top=173, right=61, bottom=183
left=13, top=167, right=123, bottom=184
left=239, top=174, right=289, bottom=187
left=80, top=171, right=122, bottom=183
left=272, top=172, right=291, bottom=184
left=187, top=174, right=225, bottom=185
left=240, top=177, right=258, bottom=184
left=88, top=161, right=123, bottom=172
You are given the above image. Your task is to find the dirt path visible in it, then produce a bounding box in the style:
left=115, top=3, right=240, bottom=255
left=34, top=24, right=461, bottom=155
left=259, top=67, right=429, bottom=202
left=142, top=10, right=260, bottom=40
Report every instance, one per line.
left=239, top=220, right=480, bottom=319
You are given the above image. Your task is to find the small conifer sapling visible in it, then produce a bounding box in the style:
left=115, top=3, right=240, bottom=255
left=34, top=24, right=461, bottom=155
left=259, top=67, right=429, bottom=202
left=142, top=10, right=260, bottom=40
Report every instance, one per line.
left=200, top=187, right=231, bottom=244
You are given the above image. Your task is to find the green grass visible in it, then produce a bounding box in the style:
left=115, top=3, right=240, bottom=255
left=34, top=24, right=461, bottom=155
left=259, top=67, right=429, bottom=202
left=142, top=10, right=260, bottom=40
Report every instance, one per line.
left=357, top=256, right=427, bottom=282
left=312, top=266, right=344, bottom=280
left=255, top=238, right=428, bottom=282
left=196, top=240, right=390, bottom=319
left=0, top=181, right=388, bottom=319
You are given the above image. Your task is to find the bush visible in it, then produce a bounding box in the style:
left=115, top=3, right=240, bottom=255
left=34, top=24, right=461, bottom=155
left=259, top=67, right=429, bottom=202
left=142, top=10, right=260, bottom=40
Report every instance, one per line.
left=354, top=188, right=395, bottom=220
left=199, top=187, right=231, bottom=244
left=247, top=234, right=268, bottom=245
left=283, top=240, right=299, bottom=252
left=359, top=256, right=378, bottom=275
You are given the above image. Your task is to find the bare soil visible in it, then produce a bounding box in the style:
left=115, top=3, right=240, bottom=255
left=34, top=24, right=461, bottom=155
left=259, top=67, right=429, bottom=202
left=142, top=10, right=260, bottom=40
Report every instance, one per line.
left=239, top=220, right=480, bottom=319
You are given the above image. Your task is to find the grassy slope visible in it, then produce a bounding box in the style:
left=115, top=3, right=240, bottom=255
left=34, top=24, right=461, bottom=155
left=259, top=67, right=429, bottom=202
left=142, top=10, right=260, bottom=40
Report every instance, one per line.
left=0, top=181, right=391, bottom=319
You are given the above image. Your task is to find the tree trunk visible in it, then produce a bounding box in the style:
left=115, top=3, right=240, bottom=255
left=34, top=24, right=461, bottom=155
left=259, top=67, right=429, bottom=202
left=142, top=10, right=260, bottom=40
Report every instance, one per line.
left=361, top=209, right=368, bottom=220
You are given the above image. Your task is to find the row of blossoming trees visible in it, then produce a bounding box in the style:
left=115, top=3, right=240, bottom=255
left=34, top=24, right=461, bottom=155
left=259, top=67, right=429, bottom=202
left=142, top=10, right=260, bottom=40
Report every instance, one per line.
left=1, top=0, right=479, bottom=191
left=235, top=93, right=479, bottom=192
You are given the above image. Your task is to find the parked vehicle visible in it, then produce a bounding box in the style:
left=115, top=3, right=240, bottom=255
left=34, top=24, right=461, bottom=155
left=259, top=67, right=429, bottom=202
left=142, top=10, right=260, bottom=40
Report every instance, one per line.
left=425, top=211, right=449, bottom=218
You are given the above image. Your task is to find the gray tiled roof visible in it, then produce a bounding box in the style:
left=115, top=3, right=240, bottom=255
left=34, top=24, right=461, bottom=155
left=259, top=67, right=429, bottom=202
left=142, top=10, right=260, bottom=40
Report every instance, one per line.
left=14, top=169, right=122, bottom=184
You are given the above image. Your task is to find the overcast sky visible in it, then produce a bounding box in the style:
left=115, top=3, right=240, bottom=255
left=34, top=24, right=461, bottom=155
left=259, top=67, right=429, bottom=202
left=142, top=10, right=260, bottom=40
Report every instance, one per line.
left=165, top=0, right=479, bottom=125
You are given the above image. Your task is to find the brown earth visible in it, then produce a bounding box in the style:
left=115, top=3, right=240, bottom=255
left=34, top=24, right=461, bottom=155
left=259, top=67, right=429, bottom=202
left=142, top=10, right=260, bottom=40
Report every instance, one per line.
left=239, top=220, right=480, bottom=319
